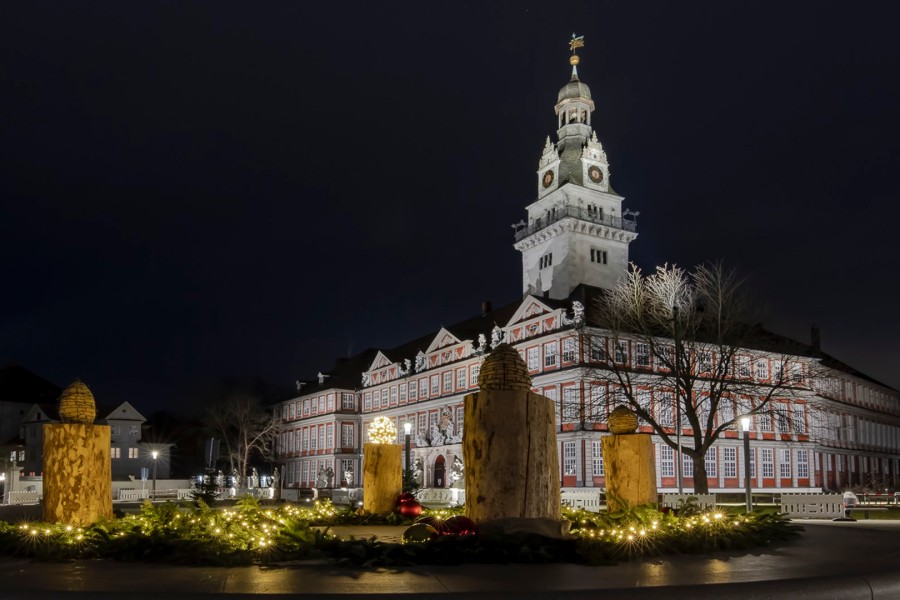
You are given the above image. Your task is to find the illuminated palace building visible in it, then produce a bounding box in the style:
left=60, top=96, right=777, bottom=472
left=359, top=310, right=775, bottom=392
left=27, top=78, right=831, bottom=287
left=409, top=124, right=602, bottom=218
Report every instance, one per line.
left=274, top=43, right=900, bottom=498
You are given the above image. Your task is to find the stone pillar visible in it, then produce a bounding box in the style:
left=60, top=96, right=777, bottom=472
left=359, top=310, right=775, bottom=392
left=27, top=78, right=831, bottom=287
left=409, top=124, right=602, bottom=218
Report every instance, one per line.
left=362, top=443, right=401, bottom=514
left=43, top=423, right=113, bottom=525
left=464, top=344, right=560, bottom=526
left=601, top=434, right=657, bottom=513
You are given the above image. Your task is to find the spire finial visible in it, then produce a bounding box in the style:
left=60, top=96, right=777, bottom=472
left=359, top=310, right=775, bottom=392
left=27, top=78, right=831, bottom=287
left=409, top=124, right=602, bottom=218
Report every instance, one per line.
left=569, top=33, right=584, bottom=78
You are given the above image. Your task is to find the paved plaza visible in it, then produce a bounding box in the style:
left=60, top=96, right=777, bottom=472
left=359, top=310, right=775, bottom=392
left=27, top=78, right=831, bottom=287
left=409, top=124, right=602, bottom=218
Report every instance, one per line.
left=0, top=520, right=897, bottom=599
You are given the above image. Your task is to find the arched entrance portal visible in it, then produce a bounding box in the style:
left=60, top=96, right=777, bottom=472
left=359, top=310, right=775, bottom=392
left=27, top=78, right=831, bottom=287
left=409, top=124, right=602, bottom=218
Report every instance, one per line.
left=433, top=455, right=446, bottom=488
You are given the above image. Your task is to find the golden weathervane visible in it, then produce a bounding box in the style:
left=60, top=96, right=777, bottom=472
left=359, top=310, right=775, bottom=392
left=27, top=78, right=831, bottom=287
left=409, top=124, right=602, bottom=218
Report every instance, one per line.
left=569, top=33, right=585, bottom=66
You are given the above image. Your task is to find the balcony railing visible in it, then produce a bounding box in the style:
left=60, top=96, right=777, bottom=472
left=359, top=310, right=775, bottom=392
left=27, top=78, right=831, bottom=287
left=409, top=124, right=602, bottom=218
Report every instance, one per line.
left=514, top=205, right=637, bottom=241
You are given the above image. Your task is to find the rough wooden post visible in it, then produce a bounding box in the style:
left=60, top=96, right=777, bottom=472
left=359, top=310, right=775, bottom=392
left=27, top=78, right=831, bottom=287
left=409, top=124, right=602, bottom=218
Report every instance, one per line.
left=362, top=443, right=401, bottom=514
left=43, top=381, right=112, bottom=525
left=464, top=344, right=560, bottom=525
left=602, top=408, right=658, bottom=513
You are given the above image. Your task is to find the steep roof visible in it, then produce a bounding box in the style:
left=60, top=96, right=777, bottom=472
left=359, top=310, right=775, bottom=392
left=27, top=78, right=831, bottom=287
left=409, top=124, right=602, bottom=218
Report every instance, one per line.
left=0, top=365, right=61, bottom=405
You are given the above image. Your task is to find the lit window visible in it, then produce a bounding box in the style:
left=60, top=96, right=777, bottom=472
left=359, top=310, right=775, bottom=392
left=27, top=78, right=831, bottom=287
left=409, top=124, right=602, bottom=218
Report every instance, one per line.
left=723, top=447, right=736, bottom=478
left=128, top=447, right=139, bottom=459
left=797, top=449, right=809, bottom=478
left=635, top=343, right=650, bottom=368
left=563, top=441, right=577, bottom=475
left=110, top=447, right=121, bottom=459
left=544, top=342, right=558, bottom=367
left=660, top=446, right=674, bottom=477
left=779, top=449, right=791, bottom=478
left=527, top=347, right=540, bottom=371
left=592, top=441, right=604, bottom=477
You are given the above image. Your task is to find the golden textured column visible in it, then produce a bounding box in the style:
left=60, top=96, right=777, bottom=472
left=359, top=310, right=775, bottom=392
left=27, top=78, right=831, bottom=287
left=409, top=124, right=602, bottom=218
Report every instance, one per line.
left=43, top=423, right=113, bottom=525
left=42, top=380, right=113, bottom=525
left=601, top=433, right=658, bottom=513
left=362, top=443, right=401, bottom=514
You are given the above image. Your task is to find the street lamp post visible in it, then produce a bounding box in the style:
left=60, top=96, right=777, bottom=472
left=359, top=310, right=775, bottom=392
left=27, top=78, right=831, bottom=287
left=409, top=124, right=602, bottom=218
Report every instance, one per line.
left=673, top=304, right=684, bottom=494
left=403, top=422, right=412, bottom=487
left=741, top=416, right=752, bottom=512
left=151, top=450, right=159, bottom=501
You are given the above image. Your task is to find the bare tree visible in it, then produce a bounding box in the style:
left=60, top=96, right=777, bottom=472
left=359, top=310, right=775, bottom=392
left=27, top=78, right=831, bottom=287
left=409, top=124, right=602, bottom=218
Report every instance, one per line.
left=586, top=262, right=812, bottom=494
left=206, top=394, right=278, bottom=488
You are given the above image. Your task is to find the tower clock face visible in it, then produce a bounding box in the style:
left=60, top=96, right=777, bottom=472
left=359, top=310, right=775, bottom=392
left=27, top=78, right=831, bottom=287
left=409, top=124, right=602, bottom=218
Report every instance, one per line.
left=542, top=169, right=555, bottom=188
left=588, top=165, right=604, bottom=183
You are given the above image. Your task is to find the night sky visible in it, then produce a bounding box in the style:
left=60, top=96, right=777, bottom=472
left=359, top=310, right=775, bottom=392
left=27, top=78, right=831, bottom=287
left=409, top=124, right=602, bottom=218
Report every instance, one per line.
left=3, top=1, right=899, bottom=415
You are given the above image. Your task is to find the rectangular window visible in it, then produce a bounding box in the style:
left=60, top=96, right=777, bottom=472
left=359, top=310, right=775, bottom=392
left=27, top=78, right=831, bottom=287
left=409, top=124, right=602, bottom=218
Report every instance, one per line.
left=327, top=393, right=334, bottom=411
left=342, top=393, right=355, bottom=410
left=635, top=343, right=651, bottom=368
left=563, top=441, right=576, bottom=476
left=319, top=426, right=325, bottom=450
left=539, top=253, right=553, bottom=269
left=562, top=387, right=579, bottom=422
left=311, top=428, right=318, bottom=451
left=326, top=424, right=333, bottom=449
left=399, top=384, right=407, bottom=403
left=303, top=461, right=309, bottom=484
left=792, top=404, right=807, bottom=433
left=705, top=447, right=717, bottom=477
left=775, top=404, right=791, bottom=433
left=737, top=356, right=751, bottom=378
left=749, top=447, right=756, bottom=477
left=791, top=364, right=803, bottom=384
left=592, top=441, right=604, bottom=476
left=430, top=375, right=440, bottom=395
left=390, top=386, right=398, bottom=405
left=418, top=412, right=427, bottom=433
left=562, top=337, right=575, bottom=362
left=546, top=387, right=560, bottom=425
left=589, top=248, right=608, bottom=264
left=683, top=453, right=694, bottom=478
left=657, top=391, right=674, bottom=427
left=127, top=447, right=137, bottom=459
left=762, top=448, right=774, bottom=478
left=456, top=368, right=466, bottom=389
left=111, top=447, right=121, bottom=459
left=443, top=371, right=453, bottom=393
left=698, top=351, right=712, bottom=373
left=456, top=406, right=464, bottom=432
left=470, top=364, right=481, bottom=386
left=527, top=347, right=540, bottom=371
left=304, top=400, right=310, bottom=416
left=756, top=359, right=769, bottom=379
left=544, top=342, right=558, bottom=368
left=660, top=446, right=674, bottom=478
left=723, top=447, right=737, bottom=478
left=303, top=429, right=310, bottom=452
left=111, top=426, right=121, bottom=436
left=797, top=449, right=809, bottom=478
left=779, top=449, right=791, bottom=478
left=614, top=340, right=628, bottom=364
left=364, top=393, right=372, bottom=411
left=719, top=399, right=734, bottom=427
left=419, top=378, right=428, bottom=399
left=589, top=337, right=606, bottom=362
left=409, top=381, right=418, bottom=400
left=758, top=409, right=773, bottom=432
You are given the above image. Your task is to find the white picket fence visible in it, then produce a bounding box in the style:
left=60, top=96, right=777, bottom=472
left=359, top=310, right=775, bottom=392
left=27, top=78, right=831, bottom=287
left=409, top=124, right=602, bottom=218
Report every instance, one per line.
left=780, top=493, right=844, bottom=519
left=660, top=493, right=717, bottom=510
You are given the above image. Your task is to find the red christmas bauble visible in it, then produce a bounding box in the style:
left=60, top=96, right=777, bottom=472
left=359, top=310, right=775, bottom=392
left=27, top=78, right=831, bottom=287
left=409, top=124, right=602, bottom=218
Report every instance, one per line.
left=414, top=515, right=452, bottom=535
left=444, top=516, right=477, bottom=536
left=398, top=499, right=423, bottom=518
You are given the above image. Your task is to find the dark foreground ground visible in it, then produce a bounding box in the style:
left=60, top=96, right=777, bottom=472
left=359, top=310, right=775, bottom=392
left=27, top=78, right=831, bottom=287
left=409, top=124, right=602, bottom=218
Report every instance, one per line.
left=0, top=508, right=898, bottom=599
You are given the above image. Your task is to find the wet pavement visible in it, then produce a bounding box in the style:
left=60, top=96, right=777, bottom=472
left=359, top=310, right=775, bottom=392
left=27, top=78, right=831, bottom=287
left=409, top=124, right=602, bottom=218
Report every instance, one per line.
left=0, top=520, right=898, bottom=598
